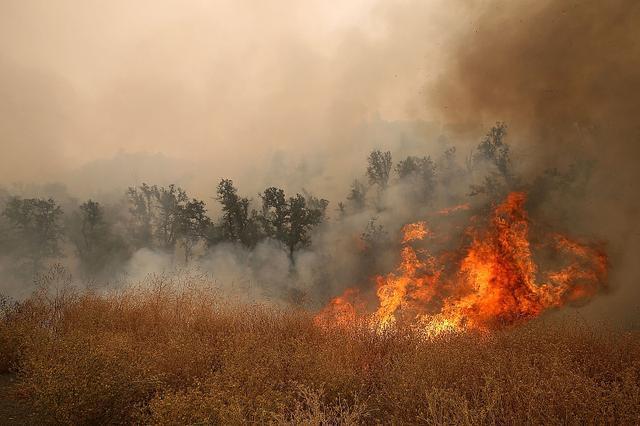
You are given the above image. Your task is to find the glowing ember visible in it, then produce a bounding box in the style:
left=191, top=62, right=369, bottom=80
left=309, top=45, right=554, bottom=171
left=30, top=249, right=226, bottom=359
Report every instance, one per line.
left=400, top=221, right=431, bottom=243
left=317, top=192, right=608, bottom=338
left=437, top=203, right=471, bottom=215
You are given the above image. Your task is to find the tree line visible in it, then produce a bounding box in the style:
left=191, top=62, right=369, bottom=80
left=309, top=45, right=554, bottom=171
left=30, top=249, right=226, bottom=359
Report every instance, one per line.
left=0, top=123, right=591, bottom=281
left=0, top=178, right=334, bottom=278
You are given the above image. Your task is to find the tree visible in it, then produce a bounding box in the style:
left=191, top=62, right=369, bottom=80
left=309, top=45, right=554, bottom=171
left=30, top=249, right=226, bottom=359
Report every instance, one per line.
left=260, top=187, right=289, bottom=241
left=303, top=191, right=329, bottom=222
left=69, top=200, right=128, bottom=277
left=178, top=198, right=211, bottom=263
left=359, top=217, right=391, bottom=276
left=473, top=122, right=510, bottom=178
left=437, top=146, right=464, bottom=188
left=126, top=183, right=157, bottom=248
left=346, top=179, right=367, bottom=212
left=469, top=123, right=515, bottom=198
left=366, top=150, right=393, bottom=189
left=126, top=183, right=212, bottom=258
left=75, top=200, right=105, bottom=271
left=361, top=217, right=389, bottom=253
left=286, top=194, right=326, bottom=261
left=395, top=155, right=437, bottom=203
left=154, top=184, right=188, bottom=252
left=216, top=179, right=259, bottom=247
left=3, top=197, right=64, bottom=274
left=259, top=187, right=327, bottom=260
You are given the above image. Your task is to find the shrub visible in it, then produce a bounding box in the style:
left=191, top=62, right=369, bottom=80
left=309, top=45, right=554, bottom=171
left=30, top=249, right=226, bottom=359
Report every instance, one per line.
left=1, top=275, right=638, bottom=424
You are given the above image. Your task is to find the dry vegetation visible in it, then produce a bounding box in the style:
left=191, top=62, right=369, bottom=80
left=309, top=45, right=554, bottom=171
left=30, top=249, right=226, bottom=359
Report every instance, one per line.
left=0, top=271, right=639, bottom=425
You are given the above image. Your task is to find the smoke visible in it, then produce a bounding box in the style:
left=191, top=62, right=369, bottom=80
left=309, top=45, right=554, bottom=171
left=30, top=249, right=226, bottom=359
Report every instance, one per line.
left=1, top=1, right=638, bottom=320
left=426, top=0, right=640, bottom=320
left=0, top=0, right=453, bottom=199
left=429, top=0, right=640, bottom=165
left=118, top=241, right=333, bottom=307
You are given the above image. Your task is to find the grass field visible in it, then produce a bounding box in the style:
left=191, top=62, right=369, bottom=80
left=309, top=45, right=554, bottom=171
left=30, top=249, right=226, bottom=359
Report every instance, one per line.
left=1, top=275, right=638, bottom=425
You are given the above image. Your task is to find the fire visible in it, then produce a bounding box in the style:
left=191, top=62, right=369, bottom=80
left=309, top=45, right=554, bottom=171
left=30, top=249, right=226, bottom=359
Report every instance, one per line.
left=400, top=222, right=431, bottom=243
left=314, top=288, right=364, bottom=328
left=437, top=203, right=470, bottom=215
left=317, top=192, right=608, bottom=338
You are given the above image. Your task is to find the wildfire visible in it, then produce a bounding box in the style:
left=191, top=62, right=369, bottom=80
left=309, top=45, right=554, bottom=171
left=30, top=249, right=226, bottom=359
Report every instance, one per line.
left=314, top=288, right=364, bottom=328
left=437, top=203, right=471, bottom=215
left=316, top=192, right=608, bottom=338
left=400, top=221, right=431, bottom=243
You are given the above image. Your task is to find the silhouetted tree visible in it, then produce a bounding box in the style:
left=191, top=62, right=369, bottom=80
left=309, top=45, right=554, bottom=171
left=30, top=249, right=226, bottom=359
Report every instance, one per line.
left=154, top=184, right=188, bottom=252
left=216, top=179, right=259, bottom=247
left=178, top=198, right=211, bottom=263
left=469, top=123, right=516, bottom=198
left=260, top=187, right=289, bottom=242
left=73, top=200, right=104, bottom=271
left=437, top=146, right=464, bottom=189
left=126, top=183, right=157, bottom=248
left=395, top=155, right=437, bottom=203
left=0, top=193, right=12, bottom=257
left=474, top=122, right=510, bottom=177
left=359, top=217, right=391, bottom=275
left=3, top=197, right=63, bottom=274
left=346, top=179, right=367, bottom=212
left=286, top=194, right=326, bottom=261
left=69, top=200, right=128, bottom=277
left=203, top=223, right=224, bottom=248
left=361, top=217, right=388, bottom=252
left=303, top=191, right=329, bottom=222
left=366, top=150, right=393, bottom=189
left=259, top=187, right=327, bottom=260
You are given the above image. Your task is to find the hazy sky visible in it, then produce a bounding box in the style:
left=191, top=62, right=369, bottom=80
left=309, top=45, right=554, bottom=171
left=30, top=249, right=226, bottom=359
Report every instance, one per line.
left=1, top=0, right=637, bottom=205
left=0, top=0, right=468, bottom=196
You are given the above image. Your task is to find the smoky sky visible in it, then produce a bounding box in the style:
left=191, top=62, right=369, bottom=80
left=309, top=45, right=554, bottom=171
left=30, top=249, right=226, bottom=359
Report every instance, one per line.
left=3, top=1, right=637, bottom=195
left=2, top=0, right=638, bottom=240
left=0, top=0, right=469, bottom=199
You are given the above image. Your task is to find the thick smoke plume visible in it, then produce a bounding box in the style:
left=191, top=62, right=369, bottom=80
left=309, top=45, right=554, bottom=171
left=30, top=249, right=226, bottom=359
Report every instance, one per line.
left=427, top=0, right=640, bottom=320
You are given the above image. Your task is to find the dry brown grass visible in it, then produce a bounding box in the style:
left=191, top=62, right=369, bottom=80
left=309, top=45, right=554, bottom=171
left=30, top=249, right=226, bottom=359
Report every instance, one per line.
left=1, top=274, right=639, bottom=425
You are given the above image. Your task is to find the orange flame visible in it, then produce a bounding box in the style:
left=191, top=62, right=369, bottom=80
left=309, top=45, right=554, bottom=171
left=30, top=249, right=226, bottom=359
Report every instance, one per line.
left=317, top=192, right=608, bottom=338
left=314, top=288, right=364, bottom=328
left=400, top=221, right=431, bottom=243
left=437, top=203, right=471, bottom=215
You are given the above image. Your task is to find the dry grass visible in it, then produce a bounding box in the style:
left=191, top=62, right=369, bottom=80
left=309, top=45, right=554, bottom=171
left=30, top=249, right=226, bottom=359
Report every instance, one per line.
left=1, top=274, right=639, bottom=425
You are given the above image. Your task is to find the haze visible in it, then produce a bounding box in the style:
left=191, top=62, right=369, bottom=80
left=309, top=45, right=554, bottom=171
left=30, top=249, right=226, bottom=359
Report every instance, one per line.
left=0, top=0, right=466, bottom=198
